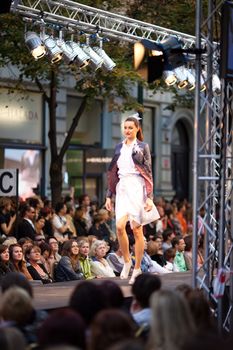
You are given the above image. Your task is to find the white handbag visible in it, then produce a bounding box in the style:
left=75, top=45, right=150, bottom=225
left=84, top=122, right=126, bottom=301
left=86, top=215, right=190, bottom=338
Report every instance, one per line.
left=140, top=203, right=160, bottom=226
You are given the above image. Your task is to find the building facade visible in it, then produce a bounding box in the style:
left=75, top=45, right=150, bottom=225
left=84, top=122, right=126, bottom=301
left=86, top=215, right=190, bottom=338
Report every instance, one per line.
left=0, top=68, right=194, bottom=203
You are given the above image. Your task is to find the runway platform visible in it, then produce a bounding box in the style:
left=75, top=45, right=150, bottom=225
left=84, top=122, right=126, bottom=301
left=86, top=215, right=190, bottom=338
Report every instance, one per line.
left=32, top=272, right=192, bottom=310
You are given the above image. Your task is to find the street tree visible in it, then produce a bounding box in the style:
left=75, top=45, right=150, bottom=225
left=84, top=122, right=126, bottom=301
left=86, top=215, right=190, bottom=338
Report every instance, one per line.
left=0, top=9, right=142, bottom=206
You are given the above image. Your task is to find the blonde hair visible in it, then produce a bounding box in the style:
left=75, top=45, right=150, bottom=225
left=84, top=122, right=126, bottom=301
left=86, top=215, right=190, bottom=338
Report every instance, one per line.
left=0, top=287, right=33, bottom=325
left=147, top=290, right=195, bottom=350
left=77, top=237, right=89, bottom=248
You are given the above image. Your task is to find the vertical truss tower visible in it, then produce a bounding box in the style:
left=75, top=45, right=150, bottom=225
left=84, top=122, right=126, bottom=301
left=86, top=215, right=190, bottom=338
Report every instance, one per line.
left=192, top=0, right=233, bottom=333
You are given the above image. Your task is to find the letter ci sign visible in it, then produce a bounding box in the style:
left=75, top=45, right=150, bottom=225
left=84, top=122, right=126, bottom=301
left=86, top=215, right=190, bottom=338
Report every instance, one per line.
left=0, top=169, right=18, bottom=196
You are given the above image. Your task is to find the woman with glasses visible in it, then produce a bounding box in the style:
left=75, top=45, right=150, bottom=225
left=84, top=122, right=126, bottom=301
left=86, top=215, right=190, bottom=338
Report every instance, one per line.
left=25, top=244, right=53, bottom=284
left=55, top=239, right=84, bottom=282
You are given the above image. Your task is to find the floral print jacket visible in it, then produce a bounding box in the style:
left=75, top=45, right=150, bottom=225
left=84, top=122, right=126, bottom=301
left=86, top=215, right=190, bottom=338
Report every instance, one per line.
left=106, top=140, right=154, bottom=200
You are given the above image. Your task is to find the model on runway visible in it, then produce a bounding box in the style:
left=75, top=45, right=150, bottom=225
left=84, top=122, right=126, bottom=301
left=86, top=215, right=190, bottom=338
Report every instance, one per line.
left=105, top=114, right=159, bottom=284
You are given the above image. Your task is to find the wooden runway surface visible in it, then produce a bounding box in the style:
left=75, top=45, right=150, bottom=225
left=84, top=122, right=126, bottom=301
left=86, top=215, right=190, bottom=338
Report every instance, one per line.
left=32, top=272, right=192, bottom=310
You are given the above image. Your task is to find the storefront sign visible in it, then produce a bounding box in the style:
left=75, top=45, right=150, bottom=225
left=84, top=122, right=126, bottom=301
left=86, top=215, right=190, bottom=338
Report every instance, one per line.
left=0, top=169, right=18, bottom=196
left=86, top=149, right=114, bottom=174
left=0, top=88, right=42, bottom=143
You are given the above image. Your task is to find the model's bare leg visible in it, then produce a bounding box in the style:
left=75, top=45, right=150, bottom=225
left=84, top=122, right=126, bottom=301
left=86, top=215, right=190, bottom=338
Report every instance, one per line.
left=129, top=223, right=144, bottom=284
left=132, top=224, right=144, bottom=268
left=116, top=215, right=132, bottom=279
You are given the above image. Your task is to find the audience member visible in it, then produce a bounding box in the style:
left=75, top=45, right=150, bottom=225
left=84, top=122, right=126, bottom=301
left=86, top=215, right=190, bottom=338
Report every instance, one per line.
left=131, top=273, right=161, bottom=330
left=90, top=240, right=115, bottom=277
left=164, top=248, right=178, bottom=272
left=162, top=228, right=176, bottom=252
left=74, top=207, right=89, bottom=237
left=184, top=234, right=193, bottom=270
left=106, top=240, right=125, bottom=276
left=52, top=202, right=71, bottom=243
left=17, top=204, right=37, bottom=241
left=147, top=289, right=196, bottom=350
left=37, top=308, right=86, bottom=350
left=0, top=327, right=26, bottom=350
left=88, top=309, right=136, bottom=350
left=55, top=239, right=84, bottom=282
left=0, top=197, right=16, bottom=238
left=172, top=236, right=187, bottom=272
left=99, top=280, right=124, bottom=309
left=176, top=202, right=188, bottom=236
left=0, top=245, right=14, bottom=280
left=25, top=245, right=52, bottom=284
left=9, top=244, right=32, bottom=280
left=77, top=237, right=94, bottom=279
left=69, top=281, right=107, bottom=326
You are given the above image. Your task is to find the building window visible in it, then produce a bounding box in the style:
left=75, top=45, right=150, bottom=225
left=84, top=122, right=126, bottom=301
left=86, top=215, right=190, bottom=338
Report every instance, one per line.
left=67, top=96, right=102, bottom=145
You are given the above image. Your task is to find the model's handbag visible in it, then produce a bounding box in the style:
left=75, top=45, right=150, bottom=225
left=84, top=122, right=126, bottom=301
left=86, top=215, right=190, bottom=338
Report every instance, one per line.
left=140, top=203, right=160, bottom=226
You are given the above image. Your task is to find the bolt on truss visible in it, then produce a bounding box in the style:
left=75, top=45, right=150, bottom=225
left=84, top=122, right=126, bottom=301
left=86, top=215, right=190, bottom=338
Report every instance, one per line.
left=12, top=0, right=197, bottom=47
left=192, top=0, right=233, bottom=333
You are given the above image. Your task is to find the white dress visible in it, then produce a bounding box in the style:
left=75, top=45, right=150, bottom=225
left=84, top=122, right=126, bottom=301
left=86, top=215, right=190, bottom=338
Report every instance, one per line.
left=115, top=141, right=147, bottom=227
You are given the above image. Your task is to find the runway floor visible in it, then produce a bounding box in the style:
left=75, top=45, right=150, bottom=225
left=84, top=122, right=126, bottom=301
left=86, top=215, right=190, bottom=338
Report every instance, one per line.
left=32, top=271, right=192, bottom=310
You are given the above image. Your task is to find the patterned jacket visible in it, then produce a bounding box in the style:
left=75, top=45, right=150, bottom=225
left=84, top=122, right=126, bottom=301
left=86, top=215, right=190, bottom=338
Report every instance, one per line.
left=106, top=140, right=154, bottom=200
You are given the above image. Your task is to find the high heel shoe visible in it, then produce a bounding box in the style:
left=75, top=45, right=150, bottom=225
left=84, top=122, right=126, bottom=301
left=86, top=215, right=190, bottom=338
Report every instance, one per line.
left=129, top=268, right=142, bottom=285
left=120, top=261, right=132, bottom=279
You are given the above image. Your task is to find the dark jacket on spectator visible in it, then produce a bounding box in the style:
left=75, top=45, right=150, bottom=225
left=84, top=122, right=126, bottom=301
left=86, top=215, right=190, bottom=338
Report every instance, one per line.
left=27, top=263, right=53, bottom=284
left=55, top=256, right=84, bottom=282
left=0, top=261, right=15, bottom=280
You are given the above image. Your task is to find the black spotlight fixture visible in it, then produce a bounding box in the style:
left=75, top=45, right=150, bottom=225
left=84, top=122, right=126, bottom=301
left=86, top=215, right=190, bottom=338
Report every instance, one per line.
left=0, top=0, right=13, bottom=14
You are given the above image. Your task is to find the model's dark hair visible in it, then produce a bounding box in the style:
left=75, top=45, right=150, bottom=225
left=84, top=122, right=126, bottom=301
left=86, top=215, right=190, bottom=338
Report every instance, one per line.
left=125, top=117, right=144, bottom=141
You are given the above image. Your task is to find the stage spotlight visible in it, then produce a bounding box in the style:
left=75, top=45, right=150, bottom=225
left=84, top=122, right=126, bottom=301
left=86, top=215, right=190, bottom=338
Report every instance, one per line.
left=174, top=66, right=189, bottom=89
left=163, top=70, right=177, bottom=86
left=82, top=45, right=104, bottom=70
left=212, top=74, right=221, bottom=94
left=134, top=36, right=186, bottom=84
left=93, top=46, right=116, bottom=71
left=134, top=41, right=164, bottom=82
left=67, top=41, right=90, bottom=69
left=43, top=35, right=63, bottom=64
left=57, top=40, right=75, bottom=65
left=0, top=0, right=12, bottom=14
left=141, top=36, right=186, bottom=69
left=25, top=32, right=46, bottom=60
left=200, top=72, right=206, bottom=92
left=186, top=69, right=196, bottom=90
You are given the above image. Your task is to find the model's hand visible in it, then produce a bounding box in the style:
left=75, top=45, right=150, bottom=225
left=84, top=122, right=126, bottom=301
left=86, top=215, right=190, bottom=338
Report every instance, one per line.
left=105, top=197, right=112, bottom=212
left=144, top=198, right=153, bottom=212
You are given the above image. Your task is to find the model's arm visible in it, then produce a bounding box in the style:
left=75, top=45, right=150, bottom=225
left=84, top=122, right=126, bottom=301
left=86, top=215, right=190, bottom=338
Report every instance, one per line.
left=143, top=143, right=154, bottom=210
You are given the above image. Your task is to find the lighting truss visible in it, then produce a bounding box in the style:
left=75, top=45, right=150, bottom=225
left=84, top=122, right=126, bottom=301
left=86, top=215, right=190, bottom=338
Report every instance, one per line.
left=11, top=0, right=197, bottom=47
left=193, top=0, right=233, bottom=333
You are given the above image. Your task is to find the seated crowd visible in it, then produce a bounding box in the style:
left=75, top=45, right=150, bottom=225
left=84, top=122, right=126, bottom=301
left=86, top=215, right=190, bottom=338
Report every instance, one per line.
left=0, top=271, right=228, bottom=350
left=0, top=194, right=230, bottom=349
left=0, top=194, right=205, bottom=283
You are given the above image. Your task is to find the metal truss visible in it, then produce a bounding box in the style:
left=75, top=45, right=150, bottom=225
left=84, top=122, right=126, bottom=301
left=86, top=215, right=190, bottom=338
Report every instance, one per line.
left=12, top=0, right=197, bottom=47
left=192, top=0, right=233, bottom=333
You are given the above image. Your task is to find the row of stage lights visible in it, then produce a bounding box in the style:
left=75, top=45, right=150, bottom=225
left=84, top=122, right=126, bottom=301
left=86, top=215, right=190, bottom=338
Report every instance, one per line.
left=162, top=66, right=221, bottom=94
left=134, top=38, right=221, bottom=95
left=25, top=29, right=221, bottom=94
left=25, top=29, right=116, bottom=71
